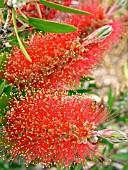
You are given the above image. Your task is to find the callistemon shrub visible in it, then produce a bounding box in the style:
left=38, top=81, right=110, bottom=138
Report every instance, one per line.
left=2, top=92, right=116, bottom=167
left=5, top=0, right=127, bottom=91
left=1, top=0, right=128, bottom=169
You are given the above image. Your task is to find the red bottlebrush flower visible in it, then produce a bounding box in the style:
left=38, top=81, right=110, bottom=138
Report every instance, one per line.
left=3, top=92, right=110, bottom=167
left=5, top=32, right=81, bottom=90
left=5, top=1, right=127, bottom=91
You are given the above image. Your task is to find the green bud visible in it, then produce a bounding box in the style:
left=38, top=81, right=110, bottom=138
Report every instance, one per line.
left=98, top=129, right=128, bottom=144
left=82, top=25, right=113, bottom=46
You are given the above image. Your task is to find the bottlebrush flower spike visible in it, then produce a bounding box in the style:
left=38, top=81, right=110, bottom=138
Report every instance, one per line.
left=3, top=92, right=114, bottom=167
left=5, top=32, right=82, bottom=90
left=4, top=0, right=127, bottom=91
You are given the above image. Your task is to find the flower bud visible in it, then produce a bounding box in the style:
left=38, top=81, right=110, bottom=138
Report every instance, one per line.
left=82, top=25, right=113, bottom=46
left=97, top=129, right=128, bottom=143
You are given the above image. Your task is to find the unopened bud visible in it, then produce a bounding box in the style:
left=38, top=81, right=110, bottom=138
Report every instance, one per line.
left=82, top=25, right=113, bottom=46
left=98, top=129, right=128, bottom=143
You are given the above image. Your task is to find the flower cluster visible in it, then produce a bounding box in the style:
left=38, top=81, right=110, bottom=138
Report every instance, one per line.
left=4, top=93, right=109, bottom=166
left=2, top=0, right=128, bottom=168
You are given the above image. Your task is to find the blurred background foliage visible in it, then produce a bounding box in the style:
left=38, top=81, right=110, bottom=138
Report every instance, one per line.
left=0, top=0, right=128, bottom=169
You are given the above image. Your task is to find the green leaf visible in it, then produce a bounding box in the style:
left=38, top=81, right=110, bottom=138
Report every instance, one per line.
left=18, top=16, right=78, bottom=33
left=0, top=93, right=9, bottom=110
left=110, top=153, right=128, bottom=161
left=0, top=80, right=5, bottom=95
left=75, top=162, right=82, bottom=170
left=0, top=80, right=12, bottom=113
left=126, top=118, right=128, bottom=125
left=123, top=164, right=128, bottom=170
left=56, top=164, right=61, bottom=170
left=40, top=0, right=92, bottom=15
left=107, top=86, right=116, bottom=110
left=4, top=85, right=12, bottom=98
left=0, top=0, right=4, bottom=8
left=124, top=60, right=128, bottom=81
left=12, top=8, right=32, bottom=62
left=91, top=167, right=99, bottom=170
left=103, top=139, right=114, bottom=152
left=0, top=52, right=7, bottom=71
left=0, top=162, right=8, bottom=170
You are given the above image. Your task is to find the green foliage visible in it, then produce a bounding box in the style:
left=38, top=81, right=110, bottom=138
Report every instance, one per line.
left=0, top=153, right=35, bottom=170
left=110, top=153, right=128, bottom=161
left=74, top=162, right=82, bottom=170
left=0, top=52, right=7, bottom=71
left=0, top=80, right=5, bottom=95
left=0, top=93, right=9, bottom=110
left=107, top=86, right=116, bottom=110
left=0, top=0, right=4, bottom=8
left=12, top=8, right=32, bottom=62
left=0, top=79, right=12, bottom=116
left=40, top=0, right=92, bottom=15
left=114, top=91, right=128, bottom=123
left=123, top=164, right=128, bottom=170
left=69, top=76, right=99, bottom=95
left=18, top=16, right=78, bottom=33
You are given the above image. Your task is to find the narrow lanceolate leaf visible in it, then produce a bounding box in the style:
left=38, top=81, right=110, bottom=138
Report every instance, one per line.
left=40, top=0, right=92, bottom=15
left=4, top=85, right=12, bottom=98
left=107, top=86, right=116, bottom=110
left=0, top=80, right=5, bottom=95
left=0, top=93, right=9, bottom=110
left=0, top=0, right=4, bottom=8
left=18, top=16, right=78, bottom=33
left=0, top=52, right=7, bottom=71
left=12, top=8, right=32, bottom=62
left=110, top=153, right=128, bottom=161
